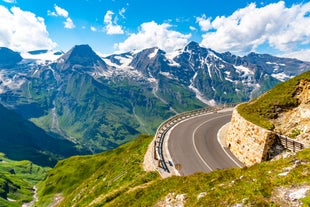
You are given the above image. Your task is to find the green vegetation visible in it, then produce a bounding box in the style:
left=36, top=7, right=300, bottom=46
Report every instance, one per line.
left=0, top=153, right=48, bottom=206
left=36, top=135, right=310, bottom=206
left=237, top=70, right=310, bottom=130
left=0, top=104, right=86, bottom=167
left=36, top=135, right=160, bottom=206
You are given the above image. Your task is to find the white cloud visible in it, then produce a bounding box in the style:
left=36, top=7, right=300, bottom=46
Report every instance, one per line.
left=280, top=49, right=310, bottom=62
left=0, top=6, right=56, bottom=52
left=196, top=14, right=212, bottom=31
left=90, top=26, right=97, bottom=32
left=54, top=5, right=68, bottom=18
left=119, top=8, right=126, bottom=19
left=48, top=4, right=75, bottom=29
left=103, top=10, right=124, bottom=35
left=115, top=21, right=191, bottom=53
left=3, top=0, right=16, bottom=3
left=64, top=17, right=75, bottom=29
left=198, top=1, right=310, bottom=55
left=189, top=26, right=197, bottom=31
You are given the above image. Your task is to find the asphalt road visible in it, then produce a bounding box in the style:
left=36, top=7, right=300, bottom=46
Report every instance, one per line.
left=168, top=110, right=243, bottom=176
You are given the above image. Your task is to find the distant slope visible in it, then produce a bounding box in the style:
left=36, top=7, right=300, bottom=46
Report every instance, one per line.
left=36, top=135, right=310, bottom=206
left=0, top=153, right=47, bottom=207
left=0, top=104, right=87, bottom=167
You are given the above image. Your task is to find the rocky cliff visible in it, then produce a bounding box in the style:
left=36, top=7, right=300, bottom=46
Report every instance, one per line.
left=226, top=76, right=310, bottom=166
left=273, top=80, right=310, bottom=146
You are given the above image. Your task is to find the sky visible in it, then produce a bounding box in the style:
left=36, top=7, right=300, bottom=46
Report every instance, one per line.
left=1, top=0, right=310, bottom=60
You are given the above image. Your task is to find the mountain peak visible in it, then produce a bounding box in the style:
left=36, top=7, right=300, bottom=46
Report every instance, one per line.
left=57, top=44, right=107, bottom=71
left=0, top=47, right=22, bottom=67
left=64, top=44, right=98, bottom=62
left=184, top=41, right=201, bottom=51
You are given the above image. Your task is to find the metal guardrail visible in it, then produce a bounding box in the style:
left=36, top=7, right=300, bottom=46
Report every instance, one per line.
left=153, top=104, right=306, bottom=173
left=153, top=106, right=224, bottom=172
left=278, top=135, right=304, bottom=152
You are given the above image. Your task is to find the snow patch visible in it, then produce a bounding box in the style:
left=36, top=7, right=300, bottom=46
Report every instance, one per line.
left=0, top=71, right=25, bottom=94
left=114, top=55, right=133, bottom=66
left=266, top=61, right=286, bottom=67
left=159, top=72, right=173, bottom=79
left=189, top=72, right=216, bottom=106
left=234, top=65, right=254, bottom=76
left=271, top=72, right=293, bottom=82
left=21, top=51, right=62, bottom=63
left=148, top=48, right=158, bottom=59
left=166, top=50, right=182, bottom=59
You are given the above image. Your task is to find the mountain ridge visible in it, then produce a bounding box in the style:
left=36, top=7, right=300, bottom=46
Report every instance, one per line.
left=0, top=42, right=310, bottom=153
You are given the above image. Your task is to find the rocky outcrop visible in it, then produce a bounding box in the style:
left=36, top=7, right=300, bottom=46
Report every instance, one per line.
left=273, top=80, right=310, bottom=146
left=226, top=80, right=310, bottom=167
left=226, top=109, right=277, bottom=166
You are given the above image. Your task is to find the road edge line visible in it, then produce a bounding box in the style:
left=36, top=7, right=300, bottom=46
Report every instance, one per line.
left=217, top=123, right=243, bottom=168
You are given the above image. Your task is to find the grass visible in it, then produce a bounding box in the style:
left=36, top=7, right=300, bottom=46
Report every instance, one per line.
left=237, top=70, right=310, bottom=130
left=36, top=134, right=310, bottom=206
left=0, top=153, right=48, bottom=207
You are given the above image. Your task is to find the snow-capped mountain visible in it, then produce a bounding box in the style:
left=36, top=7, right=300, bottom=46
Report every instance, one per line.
left=0, top=42, right=309, bottom=153
left=104, top=41, right=310, bottom=104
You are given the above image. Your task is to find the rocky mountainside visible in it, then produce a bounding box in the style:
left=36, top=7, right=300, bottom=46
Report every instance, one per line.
left=237, top=70, right=310, bottom=147
left=0, top=42, right=310, bottom=153
left=273, top=79, right=310, bottom=145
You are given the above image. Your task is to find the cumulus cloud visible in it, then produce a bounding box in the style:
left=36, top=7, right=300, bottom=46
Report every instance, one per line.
left=280, top=50, right=310, bottom=62
left=196, top=14, right=212, bottom=31
left=54, top=5, right=69, bottom=18
left=0, top=6, right=56, bottom=52
left=3, top=0, right=16, bottom=3
left=198, top=1, right=310, bottom=54
left=48, top=4, right=75, bottom=29
left=64, top=17, right=75, bottom=29
left=103, top=10, right=124, bottom=35
left=115, top=21, right=191, bottom=53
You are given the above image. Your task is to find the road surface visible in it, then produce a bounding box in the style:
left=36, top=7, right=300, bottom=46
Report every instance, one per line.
left=168, top=110, right=243, bottom=176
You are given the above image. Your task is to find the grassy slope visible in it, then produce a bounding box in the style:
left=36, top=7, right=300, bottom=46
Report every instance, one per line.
left=238, top=70, right=310, bottom=130
left=37, top=135, right=310, bottom=206
left=0, top=153, right=48, bottom=207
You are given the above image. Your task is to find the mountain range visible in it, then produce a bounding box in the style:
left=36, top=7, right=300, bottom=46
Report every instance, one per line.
left=0, top=41, right=310, bottom=156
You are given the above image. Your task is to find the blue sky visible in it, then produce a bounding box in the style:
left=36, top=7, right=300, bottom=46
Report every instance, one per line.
left=1, top=0, right=310, bottom=60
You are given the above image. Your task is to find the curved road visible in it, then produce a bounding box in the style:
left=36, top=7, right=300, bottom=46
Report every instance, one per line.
left=168, top=110, right=243, bottom=176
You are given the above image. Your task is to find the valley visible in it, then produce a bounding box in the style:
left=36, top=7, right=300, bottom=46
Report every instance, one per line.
left=0, top=43, right=310, bottom=206
left=0, top=42, right=309, bottom=156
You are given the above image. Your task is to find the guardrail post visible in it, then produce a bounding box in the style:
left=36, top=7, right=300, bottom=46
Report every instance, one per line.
left=293, top=141, right=295, bottom=152
left=154, top=141, right=158, bottom=160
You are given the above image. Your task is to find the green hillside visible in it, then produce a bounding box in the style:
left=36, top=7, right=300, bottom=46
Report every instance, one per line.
left=36, top=135, right=310, bottom=206
left=0, top=153, right=48, bottom=207
left=237, top=70, right=310, bottom=130
left=0, top=104, right=86, bottom=167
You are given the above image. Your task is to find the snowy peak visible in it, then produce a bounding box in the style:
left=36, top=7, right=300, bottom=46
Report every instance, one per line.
left=183, top=41, right=201, bottom=52
left=21, top=49, right=64, bottom=63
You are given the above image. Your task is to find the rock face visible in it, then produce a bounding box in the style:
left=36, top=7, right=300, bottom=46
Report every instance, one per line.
left=226, top=79, right=310, bottom=167
left=226, top=108, right=276, bottom=166
left=273, top=80, right=310, bottom=146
